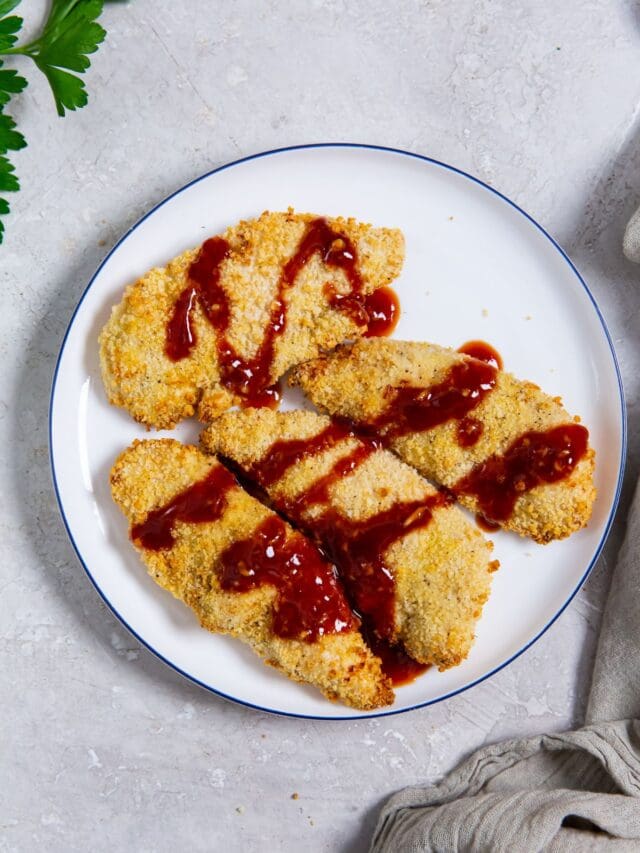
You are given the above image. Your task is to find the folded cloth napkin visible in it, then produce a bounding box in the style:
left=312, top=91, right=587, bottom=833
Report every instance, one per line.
left=371, top=479, right=640, bottom=853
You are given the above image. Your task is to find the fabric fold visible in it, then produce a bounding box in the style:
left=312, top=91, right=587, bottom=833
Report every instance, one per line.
left=371, top=481, right=640, bottom=852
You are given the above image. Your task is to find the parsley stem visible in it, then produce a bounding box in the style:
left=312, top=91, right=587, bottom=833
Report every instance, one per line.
left=0, top=44, right=36, bottom=56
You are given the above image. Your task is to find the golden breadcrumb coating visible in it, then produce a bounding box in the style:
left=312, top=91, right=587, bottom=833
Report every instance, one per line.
left=202, top=410, right=497, bottom=671
left=290, top=339, right=596, bottom=544
left=99, top=210, right=404, bottom=429
left=110, top=439, right=393, bottom=710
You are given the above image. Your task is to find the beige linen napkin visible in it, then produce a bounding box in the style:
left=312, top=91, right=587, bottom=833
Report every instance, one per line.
left=371, top=480, right=640, bottom=852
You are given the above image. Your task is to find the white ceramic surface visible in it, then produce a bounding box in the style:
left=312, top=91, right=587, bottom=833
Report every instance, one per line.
left=49, top=145, right=625, bottom=720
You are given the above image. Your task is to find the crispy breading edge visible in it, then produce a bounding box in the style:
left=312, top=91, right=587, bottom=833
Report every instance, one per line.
left=289, top=339, right=597, bottom=544
left=99, top=211, right=405, bottom=430
left=109, top=438, right=393, bottom=711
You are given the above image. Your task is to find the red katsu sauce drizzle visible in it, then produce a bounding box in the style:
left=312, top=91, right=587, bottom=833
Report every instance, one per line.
left=364, top=287, right=400, bottom=338
left=288, top=438, right=381, bottom=514
left=363, top=629, right=430, bottom=685
left=167, top=235, right=282, bottom=408
left=475, top=514, right=501, bottom=533
left=165, top=286, right=199, bottom=362
left=456, top=340, right=501, bottom=450
left=458, top=340, right=503, bottom=370
left=455, top=424, right=589, bottom=523
left=346, top=338, right=589, bottom=526
left=131, top=464, right=236, bottom=550
left=457, top=416, right=484, bottom=447
left=366, top=359, right=498, bottom=442
left=245, top=421, right=451, bottom=678
left=250, top=419, right=357, bottom=488
left=131, top=463, right=355, bottom=643
left=352, top=340, right=501, bottom=449
left=287, top=217, right=361, bottom=290
left=165, top=218, right=393, bottom=407
left=190, top=236, right=232, bottom=328
left=309, top=493, right=450, bottom=640
left=218, top=515, right=355, bottom=642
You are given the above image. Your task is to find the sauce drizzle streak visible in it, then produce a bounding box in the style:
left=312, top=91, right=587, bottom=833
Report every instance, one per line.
left=218, top=515, right=356, bottom=642
left=364, top=629, right=430, bottom=685
left=340, top=337, right=589, bottom=527
left=457, top=416, right=484, bottom=448
left=249, top=419, right=356, bottom=488
left=131, top=464, right=236, bottom=550
left=455, top=424, right=589, bottom=522
left=363, top=286, right=400, bottom=338
left=475, top=514, right=501, bottom=533
left=366, top=359, right=498, bottom=441
left=132, top=463, right=355, bottom=643
left=458, top=340, right=503, bottom=370
left=245, top=421, right=451, bottom=682
left=309, top=491, right=450, bottom=641
left=165, top=218, right=392, bottom=407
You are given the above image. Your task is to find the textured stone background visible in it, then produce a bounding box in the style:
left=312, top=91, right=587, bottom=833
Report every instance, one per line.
left=2, top=1, right=640, bottom=850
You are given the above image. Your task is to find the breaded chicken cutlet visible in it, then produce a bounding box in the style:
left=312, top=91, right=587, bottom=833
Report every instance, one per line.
left=201, top=410, right=497, bottom=671
left=110, top=439, right=393, bottom=710
left=290, top=339, right=596, bottom=543
left=100, top=210, right=404, bottom=429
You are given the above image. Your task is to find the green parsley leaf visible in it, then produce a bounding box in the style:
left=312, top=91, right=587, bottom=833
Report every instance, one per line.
left=0, top=0, right=118, bottom=243
left=0, top=65, right=26, bottom=106
left=0, top=153, right=18, bottom=190
left=0, top=151, right=19, bottom=239
left=35, top=63, right=89, bottom=113
left=0, top=199, right=8, bottom=241
left=0, top=1, right=22, bottom=18
left=0, top=0, right=23, bottom=243
left=41, top=0, right=104, bottom=43
left=0, top=14, right=23, bottom=51
left=18, top=0, right=107, bottom=115
left=0, top=111, right=25, bottom=152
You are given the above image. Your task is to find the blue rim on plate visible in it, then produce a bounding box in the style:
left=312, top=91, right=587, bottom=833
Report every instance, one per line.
left=49, top=143, right=627, bottom=720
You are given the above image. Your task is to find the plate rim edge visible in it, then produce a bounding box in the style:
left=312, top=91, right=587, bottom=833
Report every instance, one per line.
left=48, top=141, right=628, bottom=721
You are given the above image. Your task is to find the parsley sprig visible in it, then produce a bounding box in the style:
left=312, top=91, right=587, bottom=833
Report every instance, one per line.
left=0, top=0, right=113, bottom=243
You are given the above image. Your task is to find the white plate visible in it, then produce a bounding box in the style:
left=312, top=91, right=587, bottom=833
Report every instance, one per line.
left=50, top=144, right=626, bottom=720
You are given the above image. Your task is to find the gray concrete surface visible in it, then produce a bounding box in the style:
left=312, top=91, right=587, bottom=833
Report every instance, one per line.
left=2, top=1, right=639, bottom=850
